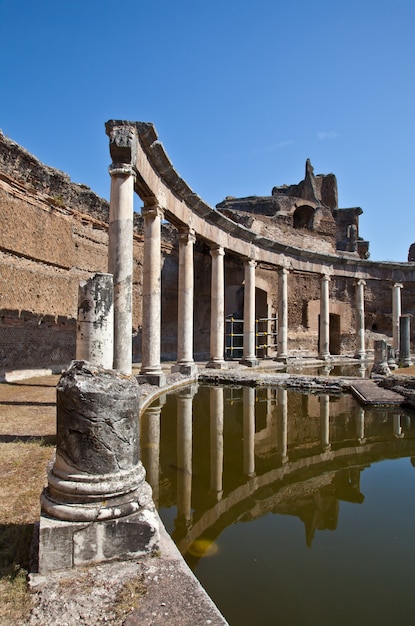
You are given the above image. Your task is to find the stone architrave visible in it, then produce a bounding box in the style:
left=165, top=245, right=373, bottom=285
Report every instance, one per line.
left=108, top=163, right=135, bottom=375
left=76, top=273, right=114, bottom=370
left=207, top=246, right=227, bottom=369
left=139, top=203, right=166, bottom=386
left=392, top=283, right=403, bottom=356
left=399, top=314, right=412, bottom=367
left=319, top=274, right=331, bottom=359
left=276, top=267, right=288, bottom=361
left=354, top=279, right=366, bottom=360
left=39, top=361, right=159, bottom=573
left=240, top=259, right=259, bottom=367
left=172, top=228, right=197, bottom=376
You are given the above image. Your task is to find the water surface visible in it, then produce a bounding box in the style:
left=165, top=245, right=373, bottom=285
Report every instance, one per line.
left=142, top=385, right=415, bottom=625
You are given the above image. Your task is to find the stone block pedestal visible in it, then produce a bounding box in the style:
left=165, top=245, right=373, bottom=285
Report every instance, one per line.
left=38, top=361, right=160, bottom=573
left=39, top=508, right=159, bottom=574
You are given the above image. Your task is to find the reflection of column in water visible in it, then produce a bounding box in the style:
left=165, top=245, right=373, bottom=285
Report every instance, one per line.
left=177, top=389, right=194, bottom=523
left=141, top=401, right=163, bottom=507
left=243, top=386, right=256, bottom=477
left=358, top=364, right=367, bottom=378
left=320, top=394, right=331, bottom=451
left=356, top=406, right=366, bottom=444
left=277, top=388, right=288, bottom=464
left=210, top=387, right=224, bottom=500
left=393, top=414, right=405, bottom=439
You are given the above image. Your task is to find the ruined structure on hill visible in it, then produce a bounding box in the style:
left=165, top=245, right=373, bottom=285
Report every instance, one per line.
left=0, top=125, right=414, bottom=380
left=217, top=158, right=369, bottom=260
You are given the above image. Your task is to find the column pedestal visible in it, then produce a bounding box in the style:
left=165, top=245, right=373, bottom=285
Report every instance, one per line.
left=39, top=362, right=159, bottom=573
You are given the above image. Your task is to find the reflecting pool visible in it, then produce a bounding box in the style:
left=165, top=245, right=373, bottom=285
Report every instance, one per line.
left=141, top=385, right=415, bottom=626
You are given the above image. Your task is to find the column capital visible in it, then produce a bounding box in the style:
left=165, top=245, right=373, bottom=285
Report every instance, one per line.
left=142, top=203, right=164, bottom=220
left=356, top=279, right=366, bottom=287
left=210, top=245, right=225, bottom=258
left=393, top=283, right=403, bottom=289
left=278, top=266, right=289, bottom=276
left=108, top=163, right=136, bottom=178
left=105, top=121, right=138, bottom=166
left=178, top=227, right=196, bottom=245
left=321, top=273, right=331, bottom=283
left=244, top=258, right=256, bottom=268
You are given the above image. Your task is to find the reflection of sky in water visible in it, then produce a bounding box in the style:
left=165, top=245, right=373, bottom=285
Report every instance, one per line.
left=142, top=386, right=415, bottom=626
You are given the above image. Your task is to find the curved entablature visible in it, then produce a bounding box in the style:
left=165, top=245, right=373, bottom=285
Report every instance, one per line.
left=105, top=120, right=415, bottom=283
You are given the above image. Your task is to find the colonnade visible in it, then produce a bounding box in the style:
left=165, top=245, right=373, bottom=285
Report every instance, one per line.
left=107, top=154, right=407, bottom=379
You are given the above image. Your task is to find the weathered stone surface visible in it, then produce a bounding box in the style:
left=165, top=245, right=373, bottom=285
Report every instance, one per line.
left=41, top=361, right=156, bottom=524
left=55, top=361, right=140, bottom=475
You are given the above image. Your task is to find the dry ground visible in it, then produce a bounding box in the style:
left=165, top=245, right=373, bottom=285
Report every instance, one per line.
left=0, top=375, right=59, bottom=626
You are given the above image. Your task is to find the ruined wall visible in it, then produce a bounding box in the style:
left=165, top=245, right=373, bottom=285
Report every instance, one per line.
left=0, top=166, right=110, bottom=378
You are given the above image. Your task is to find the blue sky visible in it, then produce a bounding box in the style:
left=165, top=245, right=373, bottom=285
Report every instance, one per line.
left=1, top=0, right=414, bottom=261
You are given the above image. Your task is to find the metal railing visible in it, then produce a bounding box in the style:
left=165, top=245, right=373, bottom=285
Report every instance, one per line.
left=225, top=316, right=278, bottom=359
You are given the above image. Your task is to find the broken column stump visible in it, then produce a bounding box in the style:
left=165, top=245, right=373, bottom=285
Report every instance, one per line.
left=39, top=361, right=159, bottom=573
left=371, top=339, right=391, bottom=376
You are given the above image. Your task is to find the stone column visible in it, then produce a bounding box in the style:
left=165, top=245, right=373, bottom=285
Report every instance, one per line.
left=276, top=267, right=288, bottom=362
left=277, top=388, right=288, bottom=464
left=207, top=246, right=227, bottom=369
left=39, top=362, right=159, bottom=573
left=356, top=407, right=365, bottom=444
left=176, top=386, right=196, bottom=524
left=320, top=394, right=331, bottom=451
left=392, top=283, right=403, bottom=356
left=355, top=279, right=366, bottom=360
left=139, top=203, right=166, bottom=386
left=240, top=259, right=259, bottom=367
left=393, top=414, right=404, bottom=438
left=319, top=274, right=331, bottom=360
left=108, top=164, right=135, bottom=374
left=210, top=387, right=224, bottom=500
left=172, top=228, right=197, bottom=376
left=141, top=397, right=164, bottom=508
left=399, top=314, right=412, bottom=367
left=243, top=386, right=256, bottom=477
left=76, top=273, right=114, bottom=369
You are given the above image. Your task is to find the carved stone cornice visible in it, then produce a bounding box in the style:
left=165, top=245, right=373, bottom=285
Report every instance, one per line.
left=105, top=121, right=138, bottom=167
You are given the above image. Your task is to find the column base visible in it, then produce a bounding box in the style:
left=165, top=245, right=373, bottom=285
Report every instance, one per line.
left=319, top=353, right=331, bottom=361
left=206, top=360, right=227, bottom=370
left=38, top=507, right=159, bottom=574
left=137, top=371, right=166, bottom=386
left=171, top=363, right=198, bottom=376
left=274, top=355, right=288, bottom=364
left=354, top=352, right=367, bottom=360
left=239, top=357, right=259, bottom=368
